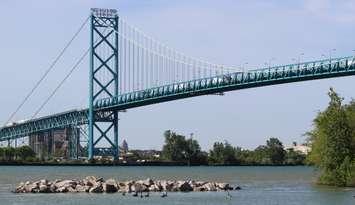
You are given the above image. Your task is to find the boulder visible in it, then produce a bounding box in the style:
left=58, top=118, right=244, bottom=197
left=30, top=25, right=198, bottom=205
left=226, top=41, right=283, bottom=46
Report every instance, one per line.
left=15, top=182, right=25, bottom=193
left=142, top=178, right=154, bottom=186
left=160, top=180, right=174, bottom=191
left=67, top=186, right=78, bottom=193
left=49, top=184, right=57, bottom=193
left=55, top=180, right=77, bottom=189
left=195, top=181, right=208, bottom=187
left=96, top=177, right=104, bottom=183
left=39, top=184, right=49, bottom=193
left=203, top=182, right=217, bottom=191
left=193, top=186, right=206, bottom=192
left=75, top=185, right=90, bottom=192
left=103, top=179, right=118, bottom=193
left=25, top=184, right=38, bottom=193
left=123, top=181, right=134, bottom=193
left=131, top=183, right=147, bottom=192
left=119, top=185, right=129, bottom=193
left=89, top=182, right=103, bottom=193
left=171, top=181, right=179, bottom=192
left=57, top=186, right=68, bottom=193
left=40, top=179, right=48, bottom=185
left=216, top=183, right=233, bottom=190
left=84, top=176, right=98, bottom=186
left=178, top=181, right=193, bottom=192
left=148, top=183, right=162, bottom=192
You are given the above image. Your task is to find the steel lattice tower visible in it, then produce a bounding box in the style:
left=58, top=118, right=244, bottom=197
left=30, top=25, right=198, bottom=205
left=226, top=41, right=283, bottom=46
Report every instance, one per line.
left=88, top=8, right=119, bottom=160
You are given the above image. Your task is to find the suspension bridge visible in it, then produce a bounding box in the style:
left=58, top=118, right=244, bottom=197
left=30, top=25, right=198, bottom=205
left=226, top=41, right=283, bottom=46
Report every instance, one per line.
left=0, top=8, right=354, bottom=160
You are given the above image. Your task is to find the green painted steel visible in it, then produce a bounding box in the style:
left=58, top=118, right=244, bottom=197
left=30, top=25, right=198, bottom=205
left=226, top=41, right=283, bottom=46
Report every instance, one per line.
left=0, top=109, right=88, bottom=141
left=0, top=56, right=354, bottom=143
left=88, top=8, right=119, bottom=160
left=95, top=56, right=355, bottom=111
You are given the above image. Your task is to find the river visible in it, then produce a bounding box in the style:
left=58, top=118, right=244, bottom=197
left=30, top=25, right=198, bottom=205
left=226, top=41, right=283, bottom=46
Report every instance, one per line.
left=0, top=166, right=353, bottom=205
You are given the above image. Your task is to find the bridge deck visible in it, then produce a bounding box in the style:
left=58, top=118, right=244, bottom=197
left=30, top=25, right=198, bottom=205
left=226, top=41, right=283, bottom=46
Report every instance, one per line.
left=1, top=56, right=354, bottom=141
left=0, top=109, right=88, bottom=141
left=95, top=56, right=355, bottom=111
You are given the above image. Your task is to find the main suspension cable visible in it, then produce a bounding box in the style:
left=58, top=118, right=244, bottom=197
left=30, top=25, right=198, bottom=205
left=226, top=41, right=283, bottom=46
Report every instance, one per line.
left=2, top=16, right=89, bottom=126
left=31, top=47, right=90, bottom=119
left=31, top=27, right=110, bottom=119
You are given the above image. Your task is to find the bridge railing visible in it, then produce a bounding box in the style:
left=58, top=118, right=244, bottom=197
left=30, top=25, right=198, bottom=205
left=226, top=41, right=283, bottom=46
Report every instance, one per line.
left=2, top=56, right=353, bottom=141
left=94, top=56, right=355, bottom=111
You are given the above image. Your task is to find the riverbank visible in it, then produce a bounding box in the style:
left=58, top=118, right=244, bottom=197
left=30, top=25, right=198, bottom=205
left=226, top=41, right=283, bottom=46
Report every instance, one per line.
left=0, top=160, right=308, bottom=166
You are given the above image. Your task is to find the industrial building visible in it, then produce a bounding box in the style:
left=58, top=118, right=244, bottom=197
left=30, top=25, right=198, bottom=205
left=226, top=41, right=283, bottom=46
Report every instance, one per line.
left=29, top=127, right=81, bottom=160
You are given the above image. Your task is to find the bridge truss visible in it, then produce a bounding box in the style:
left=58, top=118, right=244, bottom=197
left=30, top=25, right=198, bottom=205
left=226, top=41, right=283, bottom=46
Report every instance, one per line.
left=0, top=8, right=354, bottom=160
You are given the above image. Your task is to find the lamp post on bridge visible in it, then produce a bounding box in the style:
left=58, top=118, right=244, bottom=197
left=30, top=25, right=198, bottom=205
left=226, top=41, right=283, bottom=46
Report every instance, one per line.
left=241, top=62, right=248, bottom=73
left=298, top=53, right=304, bottom=65
left=329, top=48, right=336, bottom=62
left=268, top=57, right=276, bottom=69
left=291, top=58, right=296, bottom=64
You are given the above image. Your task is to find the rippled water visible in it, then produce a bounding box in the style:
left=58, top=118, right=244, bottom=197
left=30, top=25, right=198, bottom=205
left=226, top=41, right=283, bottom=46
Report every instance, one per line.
left=0, top=166, right=354, bottom=205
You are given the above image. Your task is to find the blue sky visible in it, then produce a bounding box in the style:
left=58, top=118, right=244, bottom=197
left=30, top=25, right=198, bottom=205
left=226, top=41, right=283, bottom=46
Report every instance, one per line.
left=0, top=0, right=355, bottom=150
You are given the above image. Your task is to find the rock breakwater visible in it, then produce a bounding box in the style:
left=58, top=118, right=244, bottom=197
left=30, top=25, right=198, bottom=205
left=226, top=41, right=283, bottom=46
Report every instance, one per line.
left=14, top=176, right=240, bottom=194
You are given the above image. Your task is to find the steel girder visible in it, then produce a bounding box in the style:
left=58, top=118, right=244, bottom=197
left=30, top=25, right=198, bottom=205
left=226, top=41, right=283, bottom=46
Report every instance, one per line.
left=0, top=110, right=117, bottom=142
left=1, top=56, right=354, bottom=146
left=0, top=109, right=88, bottom=141
left=95, top=56, right=355, bottom=111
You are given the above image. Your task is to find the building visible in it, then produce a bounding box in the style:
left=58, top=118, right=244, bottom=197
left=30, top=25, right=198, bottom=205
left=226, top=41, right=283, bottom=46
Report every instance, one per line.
left=121, top=139, right=129, bottom=153
left=29, top=127, right=80, bottom=160
left=285, top=142, right=311, bottom=155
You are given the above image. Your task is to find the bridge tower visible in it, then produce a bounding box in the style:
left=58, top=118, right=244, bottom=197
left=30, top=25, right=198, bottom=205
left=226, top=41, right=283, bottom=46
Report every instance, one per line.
left=88, top=8, right=119, bottom=160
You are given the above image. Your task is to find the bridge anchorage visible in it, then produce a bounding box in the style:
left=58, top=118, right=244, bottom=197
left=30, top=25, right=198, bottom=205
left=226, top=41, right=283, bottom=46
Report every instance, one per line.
left=0, top=8, right=354, bottom=160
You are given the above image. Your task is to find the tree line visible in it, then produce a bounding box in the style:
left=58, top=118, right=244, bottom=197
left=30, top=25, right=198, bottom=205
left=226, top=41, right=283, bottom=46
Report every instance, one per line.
left=161, top=130, right=306, bottom=166
left=0, top=146, right=36, bottom=162
left=307, top=88, right=355, bottom=187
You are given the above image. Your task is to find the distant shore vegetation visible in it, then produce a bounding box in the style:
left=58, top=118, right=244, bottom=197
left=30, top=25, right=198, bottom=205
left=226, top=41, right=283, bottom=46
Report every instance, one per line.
left=0, top=146, right=36, bottom=162
left=160, top=130, right=306, bottom=166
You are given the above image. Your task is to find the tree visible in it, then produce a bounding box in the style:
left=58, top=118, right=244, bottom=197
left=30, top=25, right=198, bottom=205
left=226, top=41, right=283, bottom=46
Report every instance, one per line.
left=344, top=100, right=355, bottom=155
left=208, top=141, right=239, bottom=165
left=285, top=148, right=306, bottom=165
left=185, top=137, right=202, bottom=165
left=266, top=138, right=286, bottom=165
left=161, top=130, right=187, bottom=162
left=16, top=146, right=36, bottom=161
left=3, top=147, right=16, bottom=161
left=308, top=88, right=354, bottom=186
left=0, top=147, right=4, bottom=161
left=253, top=145, right=271, bottom=165
left=161, top=130, right=205, bottom=164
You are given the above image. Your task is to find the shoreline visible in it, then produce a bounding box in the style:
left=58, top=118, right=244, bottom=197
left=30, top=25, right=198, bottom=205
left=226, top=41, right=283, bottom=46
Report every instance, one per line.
left=0, top=161, right=309, bottom=166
